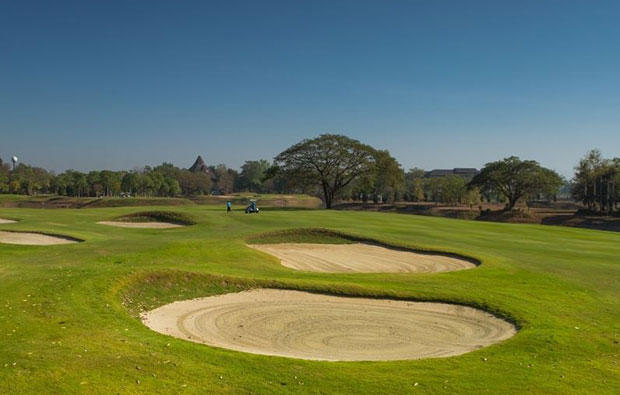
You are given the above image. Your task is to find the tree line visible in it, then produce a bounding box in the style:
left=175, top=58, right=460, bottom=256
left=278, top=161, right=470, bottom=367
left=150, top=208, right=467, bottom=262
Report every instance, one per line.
left=571, top=149, right=620, bottom=213
left=0, top=158, right=284, bottom=198
left=271, top=134, right=565, bottom=209
left=2, top=135, right=615, bottom=212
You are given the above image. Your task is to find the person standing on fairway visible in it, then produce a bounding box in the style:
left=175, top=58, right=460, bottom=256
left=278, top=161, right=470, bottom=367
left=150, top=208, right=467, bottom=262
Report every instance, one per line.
left=226, top=200, right=232, bottom=213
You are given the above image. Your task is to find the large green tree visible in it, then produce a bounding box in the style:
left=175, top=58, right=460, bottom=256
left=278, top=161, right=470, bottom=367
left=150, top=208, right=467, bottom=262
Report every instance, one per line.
left=470, top=156, right=562, bottom=210
left=274, top=134, right=376, bottom=208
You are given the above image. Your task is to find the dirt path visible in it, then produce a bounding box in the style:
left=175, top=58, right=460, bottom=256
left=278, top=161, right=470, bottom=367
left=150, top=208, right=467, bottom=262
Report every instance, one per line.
left=142, top=289, right=516, bottom=361
left=0, top=231, right=77, bottom=245
left=97, top=221, right=183, bottom=229
left=248, top=243, right=475, bottom=273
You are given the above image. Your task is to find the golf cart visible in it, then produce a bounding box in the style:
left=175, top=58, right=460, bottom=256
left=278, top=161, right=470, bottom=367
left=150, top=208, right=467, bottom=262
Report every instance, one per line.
left=245, top=200, right=259, bottom=214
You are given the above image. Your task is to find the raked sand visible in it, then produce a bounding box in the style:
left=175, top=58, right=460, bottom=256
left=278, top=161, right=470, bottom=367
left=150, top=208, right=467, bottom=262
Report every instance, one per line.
left=97, top=221, right=183, bottom=229
left=0, top=231, right=77, bottom=245
left=0, top=218, right=17, bottom=224
left=141, top=289, right=516, bottom=361
left=249, top=243, right=476, bottom=273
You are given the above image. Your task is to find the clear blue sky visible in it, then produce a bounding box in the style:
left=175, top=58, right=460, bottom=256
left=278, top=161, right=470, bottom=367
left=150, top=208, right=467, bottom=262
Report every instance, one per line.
left=1, top=0, right=619, bottom=177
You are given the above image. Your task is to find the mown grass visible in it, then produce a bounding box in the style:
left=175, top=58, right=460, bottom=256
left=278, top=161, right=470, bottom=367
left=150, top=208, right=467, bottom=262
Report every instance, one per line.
left=0, top=204, right=619, bottom=394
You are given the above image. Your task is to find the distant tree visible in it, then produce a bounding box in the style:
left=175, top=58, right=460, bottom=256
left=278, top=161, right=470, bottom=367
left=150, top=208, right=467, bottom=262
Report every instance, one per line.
left=470, top=156, right=563, bottom=210
left=440, top=175, right=467, bottom=205
left=177, top=170, right=211, bottom=195
left=210, top=164, right=237, bottom=194
left=99, top=170, right=122, bottom=197
left=424, top=178, right=443, bottom=203
left=463, top=187, right=482, bottom=208
left=572, top=149, right=620, bottom=212
left=72, top=171, right=88, bottom=197
left=165, top=177, right=181, bottom=196
left=86, top=171, right=102, bottom=197
left=372, top=150, right=404, bottom=203
left=238, top=160, right=270, bottom=192
left=121, top=172, right=139, bottom=195
left=0, top=159, right=9, bottom=193
left=404, top=168, right=425, bottom=202
left=153, top=162, right=181, bottom=179
left=274, top=134, right=376, bottom=208
left=8, top=163, right=53, bottom=195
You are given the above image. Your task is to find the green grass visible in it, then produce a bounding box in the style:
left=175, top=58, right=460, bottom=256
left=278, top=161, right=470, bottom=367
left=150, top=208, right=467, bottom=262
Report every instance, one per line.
left=0, top=205, right=619, bottom=394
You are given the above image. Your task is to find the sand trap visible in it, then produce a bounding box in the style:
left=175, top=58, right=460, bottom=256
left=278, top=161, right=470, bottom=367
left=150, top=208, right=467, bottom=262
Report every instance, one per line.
left=0, top=218, right=17, bottom=224
left=97, top=221, right=183, bottom=229
left=248, top=243, right=476, bottom=273
left=0, top=231, right=78, bottom=245
left=142, top=289, right=516, bottom=361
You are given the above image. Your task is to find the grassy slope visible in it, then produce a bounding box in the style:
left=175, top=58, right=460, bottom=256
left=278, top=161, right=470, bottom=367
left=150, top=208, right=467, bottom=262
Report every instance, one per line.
left=0, top=206, right=618, bottom=394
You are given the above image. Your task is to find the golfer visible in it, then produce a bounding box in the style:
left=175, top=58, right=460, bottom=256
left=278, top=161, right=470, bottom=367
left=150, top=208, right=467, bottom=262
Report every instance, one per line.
left=226, top=201, right=232, bottom=213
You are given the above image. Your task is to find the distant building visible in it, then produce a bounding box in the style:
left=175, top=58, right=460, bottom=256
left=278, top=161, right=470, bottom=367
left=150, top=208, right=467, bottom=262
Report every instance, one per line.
left=189, top=155, right=209, bottom=173
left=424, top=168, right=479, bottom=180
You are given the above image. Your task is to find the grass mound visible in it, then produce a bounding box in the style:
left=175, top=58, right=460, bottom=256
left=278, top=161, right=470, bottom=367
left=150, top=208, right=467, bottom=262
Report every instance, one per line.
left=120, top=270, right=517, bottom=327
left=478, top=209, right=537, bottom=224
left=84, top=197, right=194, bottom=208
left=246, top=228, right=356, bottom=244
left=112, top=211, right=196, bottom=225
left=246, top=227, right=480, bottom=265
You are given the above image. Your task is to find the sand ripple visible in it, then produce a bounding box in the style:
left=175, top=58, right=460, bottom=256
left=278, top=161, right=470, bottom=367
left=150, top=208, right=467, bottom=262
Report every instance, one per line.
left=142, top=289, right=516, bottom=361
left=249, top=243, right=476, bottom=273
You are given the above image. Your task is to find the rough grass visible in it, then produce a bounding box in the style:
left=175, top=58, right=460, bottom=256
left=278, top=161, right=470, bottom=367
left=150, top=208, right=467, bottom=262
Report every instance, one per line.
left=111, top=211, right=197, bottom=225
left=84, top=197, right=194, bottom=208
left=0, top=205, right=619, bottom=394
left=246, top=228, right=356, bottom=245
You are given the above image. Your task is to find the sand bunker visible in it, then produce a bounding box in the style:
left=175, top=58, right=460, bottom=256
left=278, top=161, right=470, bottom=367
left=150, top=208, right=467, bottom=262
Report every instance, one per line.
left=249, top=243, right=475, bottom=273
left=142, top=289, right=516, bottom=361
left=0, top=231, right=78, bottom=245
left=0, top=218, right=17, bottom=224
left=97, top=221, right=183, bottom=229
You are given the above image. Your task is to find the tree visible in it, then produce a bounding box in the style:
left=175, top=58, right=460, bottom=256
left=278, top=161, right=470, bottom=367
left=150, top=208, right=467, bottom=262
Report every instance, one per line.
left=463, top=187, right=482, bottom=208
left=404, top=168, right=425, bottom=202
left=470, top=156, right=563, bottom=210
left=0, top=159, right=9, bottom=193
left=440, top=176, right=466, bottom=205
left=210, top=164, right=237, bottom=194
left=121, top=172, right=138, bottom=194
left=99, top=170, right=122, bottom=197
left=274, top=134, right=376, bottom=208
left=177, top=170, right=211, bottom=195
left=572, top=149, right=620, bottom=212
left=238, top=160, right=270, bottom=192
left=372, top=150, right=404, bottom=203
left=424, top=178, right=443, bottom=203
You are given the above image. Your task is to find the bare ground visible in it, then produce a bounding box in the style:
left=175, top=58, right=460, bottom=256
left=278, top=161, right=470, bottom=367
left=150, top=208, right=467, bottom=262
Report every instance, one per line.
left=141, top=289, right=516, bottom=361
left=248, top=243, right=475, bottom=273
left=0, top=231, right=77, bottom=245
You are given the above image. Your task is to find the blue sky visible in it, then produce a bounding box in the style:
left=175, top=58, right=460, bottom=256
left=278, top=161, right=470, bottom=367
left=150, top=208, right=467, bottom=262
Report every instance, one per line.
left=1, top=0, right=619, bottom=177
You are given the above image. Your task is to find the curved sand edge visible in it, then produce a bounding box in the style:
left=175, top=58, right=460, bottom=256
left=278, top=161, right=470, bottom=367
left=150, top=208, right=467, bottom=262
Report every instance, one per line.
left=141, top=289, right=516, bottom=361
left=0, top=231, right=78, bottom=245
left=248, top=243, right=476, bottom=273
left=0, top=218, right=17, bottom=224
left=97, top=221, right=183, bottom=229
